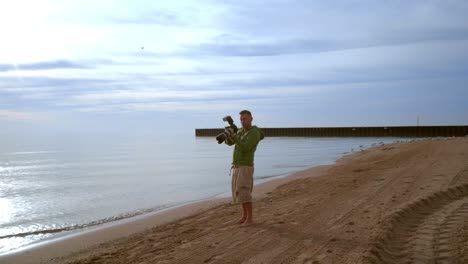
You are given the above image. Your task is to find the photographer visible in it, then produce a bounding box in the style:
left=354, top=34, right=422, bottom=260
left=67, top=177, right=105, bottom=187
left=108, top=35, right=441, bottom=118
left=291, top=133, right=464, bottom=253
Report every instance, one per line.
left=225, top=110, right=264, bottom=225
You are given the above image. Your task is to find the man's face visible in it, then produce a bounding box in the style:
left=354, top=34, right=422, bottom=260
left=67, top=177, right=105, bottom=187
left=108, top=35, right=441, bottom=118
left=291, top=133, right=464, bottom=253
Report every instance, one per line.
left=240, top=114, right=253, bottom=128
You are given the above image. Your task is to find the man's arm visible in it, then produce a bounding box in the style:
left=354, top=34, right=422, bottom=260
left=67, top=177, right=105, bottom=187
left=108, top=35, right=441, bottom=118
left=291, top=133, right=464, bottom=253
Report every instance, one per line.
left=232, top=130, right=260, bottom=152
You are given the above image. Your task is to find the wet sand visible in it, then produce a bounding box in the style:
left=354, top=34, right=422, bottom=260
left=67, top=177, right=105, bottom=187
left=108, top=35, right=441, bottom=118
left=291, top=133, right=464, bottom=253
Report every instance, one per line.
left=3, top=137, right=468, bottom=263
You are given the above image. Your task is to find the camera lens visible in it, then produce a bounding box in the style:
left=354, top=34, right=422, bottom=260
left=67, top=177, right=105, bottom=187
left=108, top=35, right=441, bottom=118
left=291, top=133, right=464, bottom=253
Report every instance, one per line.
left=216, top=132, right=227, bottom=144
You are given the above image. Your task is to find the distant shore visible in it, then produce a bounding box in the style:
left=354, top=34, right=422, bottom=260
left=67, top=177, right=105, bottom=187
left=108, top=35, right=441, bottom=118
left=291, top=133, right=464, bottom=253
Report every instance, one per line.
left=196, top=125, right=468, bottom=137
left=3, top=137, right=468, bottom=263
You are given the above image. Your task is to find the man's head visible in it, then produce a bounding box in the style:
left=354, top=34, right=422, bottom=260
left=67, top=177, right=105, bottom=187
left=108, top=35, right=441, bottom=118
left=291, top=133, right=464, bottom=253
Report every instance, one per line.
left=239, top=110, right=253, bottom=129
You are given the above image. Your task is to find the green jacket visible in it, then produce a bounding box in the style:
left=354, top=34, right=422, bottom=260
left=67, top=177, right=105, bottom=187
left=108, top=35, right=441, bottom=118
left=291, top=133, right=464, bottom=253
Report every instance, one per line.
left=225, top=125, right=265, bottom=166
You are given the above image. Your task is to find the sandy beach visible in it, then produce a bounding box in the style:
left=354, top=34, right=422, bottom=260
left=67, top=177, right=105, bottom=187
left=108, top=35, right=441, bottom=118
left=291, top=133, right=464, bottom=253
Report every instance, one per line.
left=3, top=137, right=468, bottom=264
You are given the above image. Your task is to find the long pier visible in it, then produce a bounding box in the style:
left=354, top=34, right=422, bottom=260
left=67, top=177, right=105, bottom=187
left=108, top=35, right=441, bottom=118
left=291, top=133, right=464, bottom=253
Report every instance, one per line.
left=196, top=126, right=468, bottom=138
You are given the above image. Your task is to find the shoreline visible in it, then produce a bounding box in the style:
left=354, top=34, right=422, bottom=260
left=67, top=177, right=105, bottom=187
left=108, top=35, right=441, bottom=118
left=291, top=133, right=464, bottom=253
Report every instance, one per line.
left=0, top=157, right=332, bottom=264
left=0, top=136, right=398, bottom=258
left=0, top=196, right=229, bottom=264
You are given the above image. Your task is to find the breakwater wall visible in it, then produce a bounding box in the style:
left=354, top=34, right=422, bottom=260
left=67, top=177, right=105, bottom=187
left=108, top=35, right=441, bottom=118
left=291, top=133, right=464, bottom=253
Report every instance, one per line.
left=195, top=126, right=468, bottom=138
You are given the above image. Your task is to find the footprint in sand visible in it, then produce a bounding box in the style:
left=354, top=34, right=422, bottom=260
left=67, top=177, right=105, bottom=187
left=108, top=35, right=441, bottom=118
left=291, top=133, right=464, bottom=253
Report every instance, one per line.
left=203, top=254, right=223, bottom=263
left=301, top=255, right=320, bottom=264
left=227, top=240, right=244, bottom=249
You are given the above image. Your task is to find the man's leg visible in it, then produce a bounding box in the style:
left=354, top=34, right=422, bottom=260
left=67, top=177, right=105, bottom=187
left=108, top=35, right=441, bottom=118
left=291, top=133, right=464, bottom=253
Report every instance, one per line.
left=243, top=202, right=253, bottom=225
left=231, top=169, right=237, bottom=204
left=238, top=203, right=247, bottom=224
left=235, top=166, right=254, bottom=225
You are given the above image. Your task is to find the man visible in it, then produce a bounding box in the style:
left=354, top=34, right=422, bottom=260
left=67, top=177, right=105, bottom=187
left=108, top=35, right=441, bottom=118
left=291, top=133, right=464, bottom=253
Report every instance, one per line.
left=225, top=110, right=264, bottom=225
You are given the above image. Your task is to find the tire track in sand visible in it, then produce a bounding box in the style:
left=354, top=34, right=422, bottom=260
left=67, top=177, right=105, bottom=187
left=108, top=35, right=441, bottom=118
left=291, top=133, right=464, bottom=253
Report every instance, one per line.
left=449, top=164, right=468, bottom=187
left=366, top=184, right=468, bottom=263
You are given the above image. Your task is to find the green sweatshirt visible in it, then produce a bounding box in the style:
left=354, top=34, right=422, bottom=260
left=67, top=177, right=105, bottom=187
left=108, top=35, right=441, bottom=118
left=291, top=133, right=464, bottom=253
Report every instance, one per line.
left=225, top=125, right=265, bottom=166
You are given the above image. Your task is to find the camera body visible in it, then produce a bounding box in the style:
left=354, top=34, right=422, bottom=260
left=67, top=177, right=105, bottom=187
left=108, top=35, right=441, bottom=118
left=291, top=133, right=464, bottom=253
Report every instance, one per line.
left=216, top=116, right=239, bottom=144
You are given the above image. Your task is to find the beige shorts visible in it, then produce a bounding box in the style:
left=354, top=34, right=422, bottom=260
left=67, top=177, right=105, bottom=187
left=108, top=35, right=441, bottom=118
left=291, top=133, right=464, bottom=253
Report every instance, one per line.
left=231, top=166, right=254, bottom=204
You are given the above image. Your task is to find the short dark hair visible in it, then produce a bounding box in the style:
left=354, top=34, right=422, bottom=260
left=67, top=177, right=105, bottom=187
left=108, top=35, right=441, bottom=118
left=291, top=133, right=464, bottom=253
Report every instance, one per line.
left=239, top=110, right=252, bottom=116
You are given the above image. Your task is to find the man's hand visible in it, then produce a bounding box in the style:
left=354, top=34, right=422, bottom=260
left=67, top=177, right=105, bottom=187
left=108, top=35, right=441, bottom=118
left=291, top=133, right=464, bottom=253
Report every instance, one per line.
left=226, top=128, right=235, bottom=138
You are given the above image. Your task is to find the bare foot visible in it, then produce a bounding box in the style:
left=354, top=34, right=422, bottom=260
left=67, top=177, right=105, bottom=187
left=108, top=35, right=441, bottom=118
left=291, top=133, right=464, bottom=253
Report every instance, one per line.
left=238, top=217, right=246, bottom=224
left=242, top=219, right=254, bottom=226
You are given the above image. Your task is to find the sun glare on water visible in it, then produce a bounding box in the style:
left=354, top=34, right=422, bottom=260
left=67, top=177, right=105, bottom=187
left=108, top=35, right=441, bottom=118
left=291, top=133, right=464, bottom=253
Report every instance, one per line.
left=0, top=198, right=13, bottom=224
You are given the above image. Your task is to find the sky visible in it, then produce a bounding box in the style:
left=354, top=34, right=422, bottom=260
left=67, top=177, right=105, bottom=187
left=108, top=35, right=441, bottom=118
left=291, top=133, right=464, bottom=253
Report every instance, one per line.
left=1, top=0, right=468, bottom=137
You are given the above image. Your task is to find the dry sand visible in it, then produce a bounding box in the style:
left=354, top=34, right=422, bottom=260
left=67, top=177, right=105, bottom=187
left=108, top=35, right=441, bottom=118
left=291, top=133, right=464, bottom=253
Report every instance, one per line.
left=3, top=138, right=468, bottom=263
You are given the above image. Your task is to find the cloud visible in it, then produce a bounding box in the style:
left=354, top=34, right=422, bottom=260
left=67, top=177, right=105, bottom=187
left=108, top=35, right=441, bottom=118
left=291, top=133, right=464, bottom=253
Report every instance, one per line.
left=0, top=110, right=51, bottom=122
left=1, top=0, right=468, bottom=127
left=111, top=10, right=188, bottom=26
left=0, top=60, right=95, bottom=72
left=188, top=29, right=468, bottom=57
left=189, top=39, right=339, bottom=57
left=159, top=0, right=468, bottom=57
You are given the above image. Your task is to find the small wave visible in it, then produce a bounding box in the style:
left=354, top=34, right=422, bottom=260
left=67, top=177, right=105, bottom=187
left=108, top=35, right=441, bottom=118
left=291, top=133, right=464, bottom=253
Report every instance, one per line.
left=0, top=204, right=177, bottom=240
left=272, top=164, right=308, bottom=169
left=11, top=151, right=56, bottom=155
left=255, top=173, right=290, bottom=180
left=256, top=175, right=279, bottom=180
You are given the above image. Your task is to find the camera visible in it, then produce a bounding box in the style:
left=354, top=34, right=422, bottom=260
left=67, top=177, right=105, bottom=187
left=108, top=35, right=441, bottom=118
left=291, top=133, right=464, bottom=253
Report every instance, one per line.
left=216, top=116, right=238, bottom=144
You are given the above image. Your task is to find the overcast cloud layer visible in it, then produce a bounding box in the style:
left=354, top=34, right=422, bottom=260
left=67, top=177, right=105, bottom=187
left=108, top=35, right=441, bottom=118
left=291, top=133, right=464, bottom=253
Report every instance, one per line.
left=1, top=0, right=467, bottom=133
